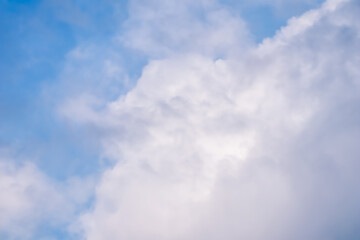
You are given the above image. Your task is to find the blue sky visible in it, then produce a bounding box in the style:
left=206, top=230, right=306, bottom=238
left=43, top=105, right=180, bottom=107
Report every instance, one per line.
left=0, top=0, right=130, bottom=179
left=1, top=0, right=360, bottom=239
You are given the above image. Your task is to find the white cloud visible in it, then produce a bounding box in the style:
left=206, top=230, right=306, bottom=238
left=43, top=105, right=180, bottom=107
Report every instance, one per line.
left=0, top=158, right=94, bottom=239
left=55, top=0, right=360, bottom=239
left=121, top=0, right=252, bottom=58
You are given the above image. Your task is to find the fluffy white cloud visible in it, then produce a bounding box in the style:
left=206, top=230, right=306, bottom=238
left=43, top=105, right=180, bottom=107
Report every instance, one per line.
left=0, top=158, right=94, bottom=240
left=59, top=0, right=360, bottom=239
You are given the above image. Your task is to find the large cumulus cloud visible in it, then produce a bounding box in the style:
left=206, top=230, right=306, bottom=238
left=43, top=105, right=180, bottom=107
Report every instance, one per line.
left=60, top=0, right=360, bottom=239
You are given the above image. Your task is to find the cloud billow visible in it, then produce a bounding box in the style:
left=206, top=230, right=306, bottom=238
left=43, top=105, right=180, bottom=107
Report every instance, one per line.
left=73, top=0, right=360, bottom=239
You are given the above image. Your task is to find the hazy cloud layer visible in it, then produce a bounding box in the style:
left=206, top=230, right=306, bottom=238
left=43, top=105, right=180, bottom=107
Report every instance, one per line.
left=121, top=0, right=252, bottom=58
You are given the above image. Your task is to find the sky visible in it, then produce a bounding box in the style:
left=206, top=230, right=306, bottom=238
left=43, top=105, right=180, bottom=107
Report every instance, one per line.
left=0, top=0, right=360, bottom=239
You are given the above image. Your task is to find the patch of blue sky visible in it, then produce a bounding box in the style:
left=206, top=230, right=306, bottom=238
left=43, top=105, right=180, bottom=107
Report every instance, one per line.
left=220, top=0, right=325, bottom=42
left=27, top=224, right=78, bottom=240
left=0, top=0, right=130, bottom=179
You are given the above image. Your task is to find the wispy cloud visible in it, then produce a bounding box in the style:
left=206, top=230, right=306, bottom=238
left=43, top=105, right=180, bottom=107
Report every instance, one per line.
left=0, top=157, right=94, bottom=239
